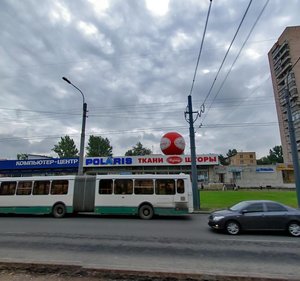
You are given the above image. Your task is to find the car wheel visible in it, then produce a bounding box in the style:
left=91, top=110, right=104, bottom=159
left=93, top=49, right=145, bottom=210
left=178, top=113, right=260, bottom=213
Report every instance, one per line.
left=139, top=204, right=154, bottom=220
left=287, top=222, right=300, bottom=237
left=226, top=220, right=240, bottom=235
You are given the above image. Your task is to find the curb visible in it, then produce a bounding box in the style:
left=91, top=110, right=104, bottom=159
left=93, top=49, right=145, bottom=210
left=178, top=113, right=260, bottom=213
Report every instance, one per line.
left=0, top=262, right=299, bottom=281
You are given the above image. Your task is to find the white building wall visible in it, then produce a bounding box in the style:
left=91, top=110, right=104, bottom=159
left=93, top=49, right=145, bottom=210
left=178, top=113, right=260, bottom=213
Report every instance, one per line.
left=213, top=165, right=294, bottom=188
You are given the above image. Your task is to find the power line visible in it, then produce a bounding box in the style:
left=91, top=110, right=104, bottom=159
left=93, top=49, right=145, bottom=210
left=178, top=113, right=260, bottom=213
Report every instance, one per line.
left=201, top=0, right=270, bottom=124
left=202, top=0, right=253, bottom=105
left=0, top=95, right=275, bottom=127
left=189, top=0, right=212, bottom=97
left=0, top=121, right=278, bottom=143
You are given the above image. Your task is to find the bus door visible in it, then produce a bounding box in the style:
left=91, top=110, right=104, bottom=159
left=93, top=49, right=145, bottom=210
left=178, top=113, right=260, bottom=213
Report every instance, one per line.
left=73, top=175, right=96, bottom=212
left=174, top=179, right=191, bottom=210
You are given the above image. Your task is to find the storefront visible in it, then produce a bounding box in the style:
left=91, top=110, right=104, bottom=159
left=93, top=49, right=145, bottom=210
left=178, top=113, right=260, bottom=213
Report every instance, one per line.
left=0, top=154, right=219, bottom=183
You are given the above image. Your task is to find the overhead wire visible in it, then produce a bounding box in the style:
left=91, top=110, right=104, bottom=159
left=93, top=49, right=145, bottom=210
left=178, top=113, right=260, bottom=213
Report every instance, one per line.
left=202, top=0, right=253, bottom=105
left=201, top=0, right=270, bottom=124
left=0, top=94, right=276, bottom=127
left=0, top=121, right=279, bottom=144
left=188, top=0, right=212, bottom=97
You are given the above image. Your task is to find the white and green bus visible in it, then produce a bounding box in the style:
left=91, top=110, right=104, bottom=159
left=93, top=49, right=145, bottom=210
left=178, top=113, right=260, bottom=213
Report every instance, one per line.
left=0, top=174, right=193, bottom=219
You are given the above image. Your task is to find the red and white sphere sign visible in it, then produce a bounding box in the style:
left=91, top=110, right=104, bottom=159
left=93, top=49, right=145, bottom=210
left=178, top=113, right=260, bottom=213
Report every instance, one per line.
left=160, top=132, right=185, bottom=155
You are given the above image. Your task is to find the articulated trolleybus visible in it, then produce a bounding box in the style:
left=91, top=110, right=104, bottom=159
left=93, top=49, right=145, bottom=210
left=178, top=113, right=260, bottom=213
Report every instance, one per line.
left=0, top=174, right=193, bottom=219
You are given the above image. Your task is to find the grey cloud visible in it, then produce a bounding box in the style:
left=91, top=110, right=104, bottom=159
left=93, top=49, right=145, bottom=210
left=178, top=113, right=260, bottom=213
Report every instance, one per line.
left=0, top=0, right=299, bottom=159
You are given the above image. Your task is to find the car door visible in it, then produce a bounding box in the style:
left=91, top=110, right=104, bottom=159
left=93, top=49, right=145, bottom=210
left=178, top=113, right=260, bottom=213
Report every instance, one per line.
left=239, top=202, right=266, bottom=230
left=264, top=202, right=289, bottom=230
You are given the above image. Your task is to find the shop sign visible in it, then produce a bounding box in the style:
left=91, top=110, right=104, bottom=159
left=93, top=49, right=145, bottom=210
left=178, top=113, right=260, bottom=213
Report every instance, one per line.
left=0, top=158, right=79, bottom=170
left=256, top=167, right=275, bottom=173
left=85, top=154, right=219, bottom=167
left=276, top=164, right=294, bottom=171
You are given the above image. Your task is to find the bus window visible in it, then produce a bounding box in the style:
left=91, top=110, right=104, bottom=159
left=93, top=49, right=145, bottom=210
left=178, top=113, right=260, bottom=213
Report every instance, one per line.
left=0, top=181, right=16, bottom=195
left=155, top=179, right=175, bottom=195
left=134, top=179, right=154, bottom=195
left=16, top=181, right=32, bottom=195
left=114, top=179, right=133, bottom=195
left=51, top=180, right=68, bottom=195
left=99, top=179, right=113, bottom=194
left=177, top=179, right=185, bottom=194
left=33, top=181, right=50, bottom=195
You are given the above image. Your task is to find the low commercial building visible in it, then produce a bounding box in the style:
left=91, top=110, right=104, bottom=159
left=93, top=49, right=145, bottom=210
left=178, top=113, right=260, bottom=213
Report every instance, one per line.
left=0, top=154, right=295, bottom=188
left=214, top=164, right=294, bottom=189
left=0, top=154, right=218, bottom=182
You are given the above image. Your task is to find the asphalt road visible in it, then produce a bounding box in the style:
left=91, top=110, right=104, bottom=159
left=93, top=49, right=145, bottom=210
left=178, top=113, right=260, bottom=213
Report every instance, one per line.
left=0, top=213, right=299, bottom=280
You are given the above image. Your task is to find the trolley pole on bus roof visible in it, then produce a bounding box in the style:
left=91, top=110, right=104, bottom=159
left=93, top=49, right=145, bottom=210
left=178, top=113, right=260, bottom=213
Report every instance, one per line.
left=62, top=77, right=87, bottom=176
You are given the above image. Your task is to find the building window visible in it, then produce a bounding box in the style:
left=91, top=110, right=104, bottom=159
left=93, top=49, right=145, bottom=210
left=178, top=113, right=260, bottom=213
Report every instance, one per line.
left=233, top=172, right=241, bottom=180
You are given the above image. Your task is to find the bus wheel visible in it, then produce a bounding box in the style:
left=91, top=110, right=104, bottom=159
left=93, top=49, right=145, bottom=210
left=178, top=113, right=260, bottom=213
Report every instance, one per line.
left=52, top=203, right=66, bottom=218
left=139, top=204, right=153, bottom=220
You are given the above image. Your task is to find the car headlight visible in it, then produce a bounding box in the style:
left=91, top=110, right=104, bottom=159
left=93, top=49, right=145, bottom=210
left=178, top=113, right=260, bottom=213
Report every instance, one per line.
left=213, top=215, right=224, bottom=221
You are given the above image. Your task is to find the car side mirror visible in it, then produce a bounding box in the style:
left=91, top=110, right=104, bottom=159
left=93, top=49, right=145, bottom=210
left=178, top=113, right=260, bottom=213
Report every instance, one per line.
left=241, top=209, right=248, bottom=214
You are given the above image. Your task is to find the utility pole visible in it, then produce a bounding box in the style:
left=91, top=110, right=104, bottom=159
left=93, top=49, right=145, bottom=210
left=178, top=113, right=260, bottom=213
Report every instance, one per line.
left=285, top=74, right=300, bottom=207
left=185, top=95, right=200, bottom=210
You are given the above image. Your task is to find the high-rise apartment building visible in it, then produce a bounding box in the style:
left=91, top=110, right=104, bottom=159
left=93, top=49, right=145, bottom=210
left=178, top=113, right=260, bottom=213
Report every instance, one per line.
left=268, top=26, right=300, bottom=164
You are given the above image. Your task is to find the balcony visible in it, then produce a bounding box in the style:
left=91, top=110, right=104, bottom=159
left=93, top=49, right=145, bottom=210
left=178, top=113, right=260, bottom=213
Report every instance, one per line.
left=272, top=41, right=289, bottom=59
left=275, top=57, right=291, bottom=78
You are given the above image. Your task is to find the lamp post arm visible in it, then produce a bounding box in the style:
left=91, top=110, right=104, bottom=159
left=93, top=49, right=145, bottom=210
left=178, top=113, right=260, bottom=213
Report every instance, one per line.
left=70, top=84, right=85, bottom=104
left=62, top=76, right=85, bottom=103
left=62, top=76, right=87, bottom=175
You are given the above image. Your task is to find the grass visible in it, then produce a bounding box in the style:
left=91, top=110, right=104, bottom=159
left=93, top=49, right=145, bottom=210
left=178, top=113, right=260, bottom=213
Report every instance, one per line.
left=199, top=190, right=299, bottom=211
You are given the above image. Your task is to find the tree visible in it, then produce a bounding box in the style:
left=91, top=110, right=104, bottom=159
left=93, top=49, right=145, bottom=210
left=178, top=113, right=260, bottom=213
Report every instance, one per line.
left=86, top=135, right=113, bottom=157
left=227, top=149, right=237, bottom=158
left=52, top=135, right=78, bottom=158
left=268, top=145, right=283, bottom=164
left=218, top=154, right=228, bottom=165
left=257, top=156, right=271, bottom=165
left=17, top=153, right=28, bottom=160
left=125, top=142, right=152, bottom=156
left=257, top=145, right=283, bottom=165
left=218, top=149, right=237, bottom=165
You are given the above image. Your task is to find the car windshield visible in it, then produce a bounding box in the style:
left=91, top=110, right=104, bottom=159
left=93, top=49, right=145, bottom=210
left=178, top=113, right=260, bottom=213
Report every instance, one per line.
left=229, top=201, right=249, bottom=211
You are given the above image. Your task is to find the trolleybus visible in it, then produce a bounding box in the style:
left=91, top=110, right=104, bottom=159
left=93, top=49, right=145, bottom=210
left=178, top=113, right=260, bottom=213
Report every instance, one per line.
left=0, top=174, right=193, bottom=219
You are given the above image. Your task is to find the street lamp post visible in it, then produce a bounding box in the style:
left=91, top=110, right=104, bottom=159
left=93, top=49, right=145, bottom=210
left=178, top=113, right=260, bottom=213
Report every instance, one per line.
left=62, top=77, right=87, bottom=176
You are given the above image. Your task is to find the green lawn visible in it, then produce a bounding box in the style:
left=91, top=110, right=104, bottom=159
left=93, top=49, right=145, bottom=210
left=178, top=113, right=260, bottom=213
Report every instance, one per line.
left=199, top=190, right=299, bottom=211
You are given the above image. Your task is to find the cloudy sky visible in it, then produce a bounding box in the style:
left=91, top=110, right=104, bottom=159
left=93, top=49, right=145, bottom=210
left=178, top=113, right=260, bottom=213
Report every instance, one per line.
left=0, top=0, right=299, bottom=160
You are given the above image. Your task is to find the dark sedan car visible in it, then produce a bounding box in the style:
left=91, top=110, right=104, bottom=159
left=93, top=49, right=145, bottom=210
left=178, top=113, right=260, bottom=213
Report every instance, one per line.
left=208, top=200, right=300, bottom=237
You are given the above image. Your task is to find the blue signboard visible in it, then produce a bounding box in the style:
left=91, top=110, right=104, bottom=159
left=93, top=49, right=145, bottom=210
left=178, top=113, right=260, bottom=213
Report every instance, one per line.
left=256, top=167, right=274, bottom=173
left=0, top=158, right=79, bottom=170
